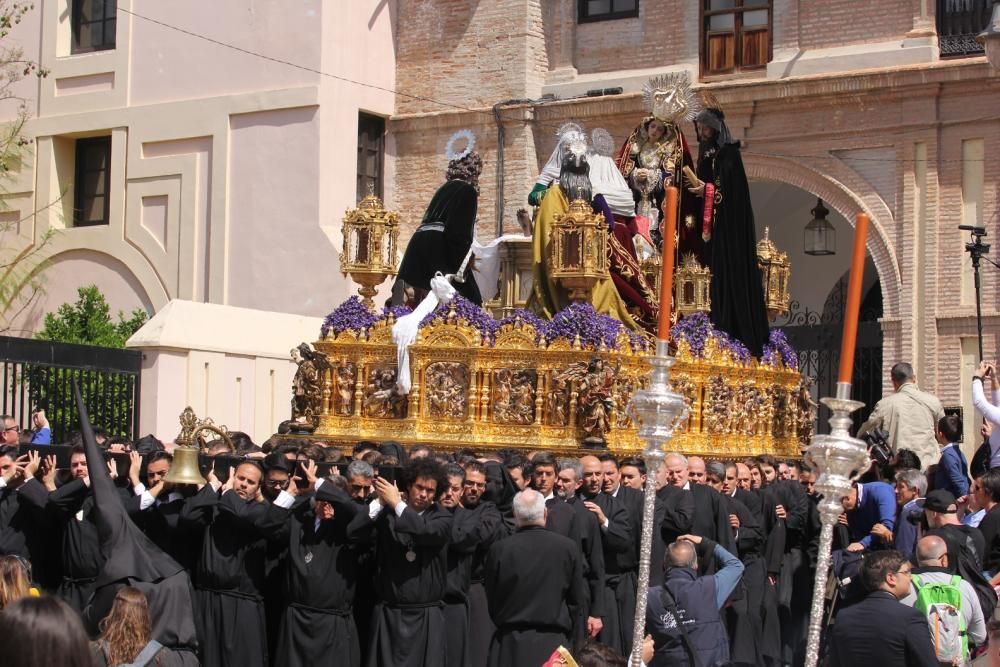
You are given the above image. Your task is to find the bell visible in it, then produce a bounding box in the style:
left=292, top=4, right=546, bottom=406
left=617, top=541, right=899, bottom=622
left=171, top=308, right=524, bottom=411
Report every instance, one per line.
left=163, top=446, right=206, bottom=485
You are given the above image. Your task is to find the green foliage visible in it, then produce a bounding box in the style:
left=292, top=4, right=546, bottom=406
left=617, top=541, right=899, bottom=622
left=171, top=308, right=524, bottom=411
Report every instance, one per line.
left=36, top=285, right=147, bottom=348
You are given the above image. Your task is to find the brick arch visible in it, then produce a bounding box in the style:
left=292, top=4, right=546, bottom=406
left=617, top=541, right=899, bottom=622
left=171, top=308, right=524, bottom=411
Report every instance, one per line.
left=743, top=154, right=901, bottom=319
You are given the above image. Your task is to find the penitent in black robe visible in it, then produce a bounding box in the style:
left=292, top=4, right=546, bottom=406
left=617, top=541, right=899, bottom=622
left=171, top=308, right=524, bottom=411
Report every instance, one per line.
left=181, top=485, right=290, bottom=667
left=580, top=490, right=633, bottom=656
left=365, top=502, right=453, bottom=667
left=485, top=525, right=586, bottom=667
left=46, top=479, right=106, bottom=612
left=445, top=501, right=505, bottom=667
left=697, top=141, right=769, bottom=358
left=274, top=485, right=362, bottom=667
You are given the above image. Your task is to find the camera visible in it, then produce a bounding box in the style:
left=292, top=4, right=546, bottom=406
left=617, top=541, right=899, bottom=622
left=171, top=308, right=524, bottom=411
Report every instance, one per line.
left=860, top=428, right=892, bottom=468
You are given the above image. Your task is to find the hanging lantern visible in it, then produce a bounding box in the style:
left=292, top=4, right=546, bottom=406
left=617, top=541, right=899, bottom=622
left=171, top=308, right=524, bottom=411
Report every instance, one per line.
left=978, top=1, right=1000, bottom=69
left=339, top=191, right=400, bottom=309
left=756, top=226, right=791, bottom=319
left=803, top=197, right=836, bottom=256
left=549, top=198, right=610, bottom=303
left=674, top=253, right=711, bottom=317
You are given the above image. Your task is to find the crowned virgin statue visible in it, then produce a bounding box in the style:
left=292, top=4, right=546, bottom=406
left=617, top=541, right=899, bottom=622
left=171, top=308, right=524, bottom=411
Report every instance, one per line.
left=615, top=74, right=707, bottom=266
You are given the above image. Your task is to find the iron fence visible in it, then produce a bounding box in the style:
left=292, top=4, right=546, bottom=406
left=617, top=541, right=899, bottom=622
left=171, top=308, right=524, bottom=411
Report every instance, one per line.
left=937, top=0, right=993, bottom=57
left=1, top=336, right=142, bottom=443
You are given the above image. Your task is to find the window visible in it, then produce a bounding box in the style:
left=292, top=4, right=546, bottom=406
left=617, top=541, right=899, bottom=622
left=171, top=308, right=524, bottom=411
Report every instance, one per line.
left=578, top=0, right=639, bottom=23
left=702, top=0, right=771, bottom=76
left=357, top=113, right=385, bottom=203
left=72, top=0, right=117, bottom=54
left=73, top=137, right=112, bottom=227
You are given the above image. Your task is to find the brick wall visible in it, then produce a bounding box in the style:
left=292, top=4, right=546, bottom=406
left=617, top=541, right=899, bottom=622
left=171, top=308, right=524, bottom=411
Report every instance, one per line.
left=797, top=0, right=915, bottom=50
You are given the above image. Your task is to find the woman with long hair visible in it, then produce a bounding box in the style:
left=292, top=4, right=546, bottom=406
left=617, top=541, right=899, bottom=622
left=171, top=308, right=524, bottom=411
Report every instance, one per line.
left=0, top=595, right=93, bottom=667
left=0, top=555, right=32, bottom=610
left=94, top=586, right=181, bottom=667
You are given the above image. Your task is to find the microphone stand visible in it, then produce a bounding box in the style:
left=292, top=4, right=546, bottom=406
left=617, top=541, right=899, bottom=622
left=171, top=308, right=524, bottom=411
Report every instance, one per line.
left=961, top=226, right=991, bottom=361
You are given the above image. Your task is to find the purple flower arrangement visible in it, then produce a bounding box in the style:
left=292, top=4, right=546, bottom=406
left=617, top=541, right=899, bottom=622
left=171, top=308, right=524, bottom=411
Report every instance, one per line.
left=670, top=312, right=754, bottom=365
left=498, top=308, right=546, bottom=334
left=540, top=303, right=630, bottom=351
left=381, top=304, right=413, bottom=321
left=420, top=295, right=499, bottom=342
left=762, top=328, right=799, bottom=370
left=320, top=296, right=380, bottom=338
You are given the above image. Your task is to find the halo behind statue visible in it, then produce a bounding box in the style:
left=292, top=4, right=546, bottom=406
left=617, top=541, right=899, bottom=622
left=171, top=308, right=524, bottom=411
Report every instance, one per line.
left=590, top=128, right=615, bottom=157
left=642, top=73, right=700, bottom=125
left=445, top=129, right=476, bottom=162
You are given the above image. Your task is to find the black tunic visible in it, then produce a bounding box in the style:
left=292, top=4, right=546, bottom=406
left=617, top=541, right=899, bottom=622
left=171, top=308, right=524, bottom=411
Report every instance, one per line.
left=654, top=484, right=695, bottom=587
left=47, top=479, right=105, bottom=612
left=485, top=525, right=586, bottom=667
left=364, top=502, right=453, bottom=667
left=581, top=490, right=633, bottom=656
left=181, top=485, right=290, bottom=667
left=722, top=495, right=767, bottom=666
left=446, top=501, right=505, bottom=667
left=274, top=486, right=362, bottom=667
left=0, top=478, right=50, bottom=585
left=688, top=483, right=737, bottom=573
left=698, top=141, right=770, bottom=358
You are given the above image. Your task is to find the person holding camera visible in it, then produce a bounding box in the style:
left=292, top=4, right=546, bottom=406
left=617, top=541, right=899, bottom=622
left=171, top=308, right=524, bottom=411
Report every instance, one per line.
left=858, top=362, right=944, bottom=471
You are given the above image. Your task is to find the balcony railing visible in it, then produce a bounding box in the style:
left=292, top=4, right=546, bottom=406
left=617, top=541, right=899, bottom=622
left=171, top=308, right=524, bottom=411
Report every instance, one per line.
left=938, top=0, right=993, bottom=56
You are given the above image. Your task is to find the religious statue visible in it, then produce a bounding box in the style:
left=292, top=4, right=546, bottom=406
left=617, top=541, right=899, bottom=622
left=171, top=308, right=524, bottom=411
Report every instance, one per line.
left=795, top=376, right=819, bottom=443
left=493, top=369, right=537, bottom=425
left=290, top=343, right=329, bottom=428
left=528, top=123, right=659, bottom=333
left=685, top=97, right=770, bottom=358
left=363, top=367, right=407, bottom=419
left=616, top=73, right=707, bottom=265
left=334, top=363, right=356, bottom=416
left=394, top=129, right=483, bottom=306
left=546, top=372, right=570, bottom=427
left=555, top=358, right=615, bottom=445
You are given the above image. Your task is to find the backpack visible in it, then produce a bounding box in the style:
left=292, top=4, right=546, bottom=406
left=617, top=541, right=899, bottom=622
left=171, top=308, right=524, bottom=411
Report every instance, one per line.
left=911, top=574, right=967, bottom=663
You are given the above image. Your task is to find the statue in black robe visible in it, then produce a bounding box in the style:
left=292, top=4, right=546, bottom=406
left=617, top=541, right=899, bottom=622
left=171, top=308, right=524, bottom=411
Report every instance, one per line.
left=689, top=106, right=770, bottom=358
left=395, top=151, right=483, bottom=306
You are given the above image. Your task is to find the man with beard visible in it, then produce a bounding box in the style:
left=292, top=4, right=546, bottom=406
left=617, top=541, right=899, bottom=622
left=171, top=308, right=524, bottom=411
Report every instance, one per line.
left=273, top=472, right=363, bottom=667
left=46, top=444, right=111, bottom=612
left=182, top=460, right=294, bottom=667
left=444, top=461, right=505, bottom=667
left=579, top=454, right=633, bottom=655
left=485, top=489, right=585, bottom=667
left=363, top=457, right=453, bottom=667
left=686, top=102, right=769, bottom=358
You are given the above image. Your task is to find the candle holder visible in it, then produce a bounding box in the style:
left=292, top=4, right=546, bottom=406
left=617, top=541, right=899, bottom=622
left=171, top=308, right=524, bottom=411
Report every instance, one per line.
left=802, top=382, right=870, bottom=667
left=549, top=198, right=610, bottom=303
left=339, top=192, right=400, bottom=310
left=626, top=339, right=690, bottom=667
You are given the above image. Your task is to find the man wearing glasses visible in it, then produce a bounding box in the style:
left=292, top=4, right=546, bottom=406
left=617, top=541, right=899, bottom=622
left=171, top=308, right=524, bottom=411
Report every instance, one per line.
left=1, top=415, right=18, bottom=445
left=826, top=550, right=939, bottom=666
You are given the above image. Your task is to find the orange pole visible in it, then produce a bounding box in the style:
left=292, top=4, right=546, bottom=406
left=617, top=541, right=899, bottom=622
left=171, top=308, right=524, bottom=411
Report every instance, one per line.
left=837, top=213, right=870, bottom=384
left=657, top=185, right=679, bottom=340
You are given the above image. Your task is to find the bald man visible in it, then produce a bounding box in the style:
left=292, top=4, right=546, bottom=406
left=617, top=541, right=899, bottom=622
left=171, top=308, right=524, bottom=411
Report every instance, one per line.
left=664, top=453, right=735, bottom=574
left=900, top=535, right=987, bottom=656
left=688, top=456, right=707, bottom=485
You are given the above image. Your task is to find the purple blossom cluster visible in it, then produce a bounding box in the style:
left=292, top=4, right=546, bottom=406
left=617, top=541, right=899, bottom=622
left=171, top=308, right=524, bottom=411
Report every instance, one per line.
left=670, top=312, right=754, bottom=365
left=320, top=296, right=379, bottom=338
left=540, top=303, right=627, bottom=351
left=381, top=304, right=413, bottom=321
left=762, top=328, right=799, bottom=370
left=498, top=308, right=546, bottom=334
left=420, top=295, right=499, bottom=342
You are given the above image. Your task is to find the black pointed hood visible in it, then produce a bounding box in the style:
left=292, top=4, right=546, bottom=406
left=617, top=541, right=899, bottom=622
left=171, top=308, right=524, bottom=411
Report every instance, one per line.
left=73, top=383, right=183, bottom=585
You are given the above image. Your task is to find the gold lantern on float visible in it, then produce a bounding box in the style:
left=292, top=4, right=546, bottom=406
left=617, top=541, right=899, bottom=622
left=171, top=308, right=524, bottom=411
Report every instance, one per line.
left=549, top=198, right=610, bottom=303
left=674, top=253, right=712, bottom=317
left=339, top=190, right=400, bottom=310
left=756, top=226, right=791, bottom=319
left=640, top=253, right=662, bottom=297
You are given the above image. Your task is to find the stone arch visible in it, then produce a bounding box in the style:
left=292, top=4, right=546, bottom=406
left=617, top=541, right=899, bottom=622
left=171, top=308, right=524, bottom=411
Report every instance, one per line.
left=743, top=153, right=901, bottom=320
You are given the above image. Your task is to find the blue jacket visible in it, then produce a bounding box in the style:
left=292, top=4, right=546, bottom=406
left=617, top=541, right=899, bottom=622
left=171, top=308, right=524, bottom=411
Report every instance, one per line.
left=847, top=482, right=896, bottom=549
left=934, top=443, right=970, bottom=498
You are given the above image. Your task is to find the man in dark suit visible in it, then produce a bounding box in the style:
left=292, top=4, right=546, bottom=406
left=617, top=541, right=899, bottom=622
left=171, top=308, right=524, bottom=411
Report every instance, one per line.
left=934, top=414, right=971, bottom=499
left=485, top=489, right=585, bottom=667
left=827, top=549, right=939, bottom=667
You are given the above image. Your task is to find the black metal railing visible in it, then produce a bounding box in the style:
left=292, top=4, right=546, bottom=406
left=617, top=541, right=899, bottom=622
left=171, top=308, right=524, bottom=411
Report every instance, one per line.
left=938, top=0, right=993, bottom=57
left=1, top=336, right=142, bottom=443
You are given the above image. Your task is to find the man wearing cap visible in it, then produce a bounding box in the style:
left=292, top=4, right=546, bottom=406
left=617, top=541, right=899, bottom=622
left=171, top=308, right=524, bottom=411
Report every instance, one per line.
left=841, top=480, right=896, bottom=552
